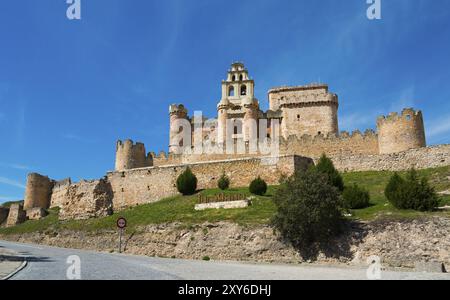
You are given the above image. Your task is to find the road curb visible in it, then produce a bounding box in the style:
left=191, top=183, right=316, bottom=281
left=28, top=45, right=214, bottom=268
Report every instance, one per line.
left=1, top=259, right=28, bottom=280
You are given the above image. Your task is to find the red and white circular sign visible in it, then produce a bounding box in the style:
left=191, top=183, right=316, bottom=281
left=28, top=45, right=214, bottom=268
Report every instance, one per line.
left=117, top=217, right=127, bottom=229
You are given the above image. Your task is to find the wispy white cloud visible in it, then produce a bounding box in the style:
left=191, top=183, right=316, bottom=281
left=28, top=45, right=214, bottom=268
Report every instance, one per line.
left=0, top=195, right=22, bottom=202
left=426, top=113, right=450, bottom=144
left=0, top=162, right=32, bottom=171
left=0, top=177, right=26, bottom=189
left=339, top=112, right=374, bottom=131
left=61, top=133, right=96, bottom=143
left=388, top=86, right=416, bottom=113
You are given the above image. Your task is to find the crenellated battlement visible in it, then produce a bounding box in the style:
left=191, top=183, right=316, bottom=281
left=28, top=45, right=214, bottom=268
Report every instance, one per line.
left=268, top=83, right=329, bottom=94
left=377, top=108, right=423, bottom=125
left=377, top=108, right=426, bottom=154
left=115, top=139, right=153, bottom=171
left=24, top=173, right=54, bottom=210
left=169, top=104, right=188, bottom=117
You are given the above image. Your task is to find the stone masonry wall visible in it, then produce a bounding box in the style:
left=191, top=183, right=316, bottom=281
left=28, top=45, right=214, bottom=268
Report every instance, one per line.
left=58, top=179, right=113, bottom=221
left=24, top=173, right=54, bottom=210
left=50, top=178, right=71, bottom=209
left=377, top=109, right=426, bottom=155
left=330, top=144, right=450, bottom=172
left=6, top=204, right=27, bottom=227
left=0, top=207, right=9, bottom=225
left=280, top=130, right=379, bottom=158
left=107, top=155, right=313, bottom=210
left=152, top=130, right=379, bottom=166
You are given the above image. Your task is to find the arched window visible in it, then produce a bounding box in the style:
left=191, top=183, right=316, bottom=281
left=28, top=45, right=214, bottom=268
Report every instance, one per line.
left=228, top=86, right=235, bottom=97
left=239, top=74, right=243, bottom=81
left=232, top=75, right=236, bottom=82
left=240, top=85, right=247, bottom=96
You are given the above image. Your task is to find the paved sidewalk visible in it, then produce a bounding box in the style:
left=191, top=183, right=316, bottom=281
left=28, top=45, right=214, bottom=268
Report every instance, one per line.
left=0, top=248, right=25, bottom=280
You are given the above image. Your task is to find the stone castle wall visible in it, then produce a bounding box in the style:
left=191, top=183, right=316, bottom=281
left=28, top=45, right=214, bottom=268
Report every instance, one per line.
left=150, top=130, right=379, bottom=166
left=11, top=144, right=450, bottom=223
left=0, top=207, right=9, bottom=225
left=108, top=155, right=313, bottom=210
left=330, top=144, right=450, bottom=172
left=6, top=204, right=27, bottom=227
left=58, top=179, right=113, bottom=221
left=50, top=178, right=71, bottom=209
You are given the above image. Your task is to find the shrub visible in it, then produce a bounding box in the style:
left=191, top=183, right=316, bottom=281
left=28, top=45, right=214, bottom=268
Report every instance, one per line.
left=343, top=184, right=371, bottom=209
left=249, top=177, right=267, bottom=196
left=176, top=167, right=198, bottom=195
left=218, top=173, right=230, bottom=190
left=314, top=154, right=344, bottom=192
left=385, top=169, right=439, bottom=211
left=384, top=172, right=404, bottom=206
left=272, top=169, right=343, bottom=249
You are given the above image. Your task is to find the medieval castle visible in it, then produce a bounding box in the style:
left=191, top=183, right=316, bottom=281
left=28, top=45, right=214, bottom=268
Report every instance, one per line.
left=1, top=62, right=449, bottom=226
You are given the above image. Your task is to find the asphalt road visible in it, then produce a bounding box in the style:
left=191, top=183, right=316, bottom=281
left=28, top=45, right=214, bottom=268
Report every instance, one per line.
left=1, top=240, right=448, bottom=280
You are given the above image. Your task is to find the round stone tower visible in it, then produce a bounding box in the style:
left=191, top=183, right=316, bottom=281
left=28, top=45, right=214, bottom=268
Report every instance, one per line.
left=217, top=102, right=229, bottom=145
left=377, top=108, right=426, bottom=154
left=115, top=139, right=152, bottom=171
left=169, top=104, right=189, bottom=154
left=243, top=101, right=259, bottom=144
left=24, top=173, right=54, bottom=210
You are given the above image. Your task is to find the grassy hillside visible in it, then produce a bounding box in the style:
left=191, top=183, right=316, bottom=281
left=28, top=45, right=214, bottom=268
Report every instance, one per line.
left=0, top=200, right=24, bottom=208
left=0, top=166, right=449, bottom=235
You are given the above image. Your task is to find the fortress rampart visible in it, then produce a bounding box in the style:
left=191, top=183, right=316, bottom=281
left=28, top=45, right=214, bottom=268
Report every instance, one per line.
left=8, top=144, right=450, bottom=223
left=24, top=173, right=54, bottom=210
left=149, top=129, right=379, bottom=166
left=108, top=155, right=313, bottom=210
left=115, top=139, right=153, bottom=171
left=4, top=63, right=445, bottom=225
left=377, top=108, right=426, bottom=154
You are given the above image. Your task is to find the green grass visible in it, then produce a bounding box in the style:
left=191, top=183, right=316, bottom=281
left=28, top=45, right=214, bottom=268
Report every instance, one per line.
left=0, top=187, right=276, bottom=235
left=1, top=166, right=449, bottom=235
left=1, top=200, right=24, bottom=208
left=342, top=166, right=450, bottom=220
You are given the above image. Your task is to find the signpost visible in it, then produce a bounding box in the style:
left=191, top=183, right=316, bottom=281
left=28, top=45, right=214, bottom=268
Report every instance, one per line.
left=117, top=217, right=127, bottom=253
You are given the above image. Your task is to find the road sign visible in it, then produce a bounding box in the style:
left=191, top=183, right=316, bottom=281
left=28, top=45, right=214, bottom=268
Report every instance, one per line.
left=117, top=217, right=127, bottom=229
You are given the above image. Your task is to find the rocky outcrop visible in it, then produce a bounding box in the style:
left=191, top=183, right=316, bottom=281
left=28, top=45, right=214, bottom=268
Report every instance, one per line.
left=352, top=218, right=450, bottom=269
left=1, top=217, right=449, bottom=271
left=26, top=208, right=48, bottom=220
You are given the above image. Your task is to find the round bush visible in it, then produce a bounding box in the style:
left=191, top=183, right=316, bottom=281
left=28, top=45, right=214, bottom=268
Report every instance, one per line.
left=218, top=173, right=230, bottom=190
left=176, top=167, right=198, bottom=195
left=385, top=169, right=439, bottom=211
left=384, top=172, right=404, bottom=206
left=343, top=184, right=370, bottom=209
left=272, top=169, right=343, bottom=249
left=314, top=154, right=344, bottom=192
left=249, top=177, right=267, bottom=196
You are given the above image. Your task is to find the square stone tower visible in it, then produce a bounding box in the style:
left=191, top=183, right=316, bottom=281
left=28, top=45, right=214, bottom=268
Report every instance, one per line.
left=268, top=84, right=339, bottom=139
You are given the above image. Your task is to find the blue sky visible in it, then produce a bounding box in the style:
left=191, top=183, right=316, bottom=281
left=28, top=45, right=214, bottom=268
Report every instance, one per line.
left=0, top=0, right=450, bottom=203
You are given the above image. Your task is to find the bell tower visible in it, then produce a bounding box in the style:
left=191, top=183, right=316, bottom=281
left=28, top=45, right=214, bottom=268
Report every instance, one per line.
left=219, top=62, right=255, bottom=106
left=217, top=62, right=259, bottom=144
